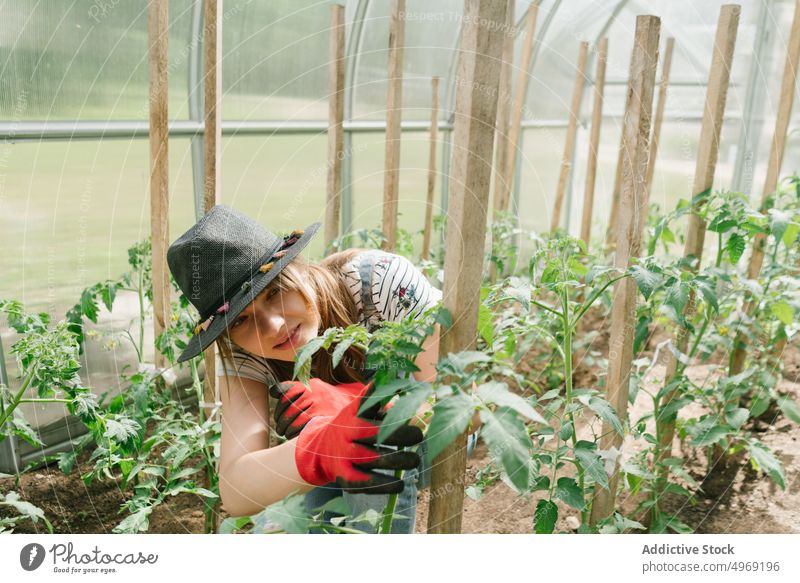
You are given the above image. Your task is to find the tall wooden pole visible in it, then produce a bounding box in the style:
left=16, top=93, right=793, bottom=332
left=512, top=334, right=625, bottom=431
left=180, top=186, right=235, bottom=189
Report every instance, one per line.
left=730, top=0, right=800, bottom=376
left=202, top=0, right=223, bottom=534
left=148, top=0, right=170, bottom=372
left=488, top=0, right=515, bottom=284
left=325, top=4, right=346, bottom=253
left=643, top=37, right=675, bottom=202
left=551, top=40, right=589, bottom=233
left=580, top=38, right=608, bottom=246
left=589, top=15, right=661, bottom=524
left=382, top=0, right=406, bottom=252
left=496, top=2, right=539, bottom=215
left=422, top=76, right=440, bottom=262
left=426, top=0, right=508, bottom=534
left=491, top=0, right=516, bottom=221
left=654, top=5, right=740, bottom=512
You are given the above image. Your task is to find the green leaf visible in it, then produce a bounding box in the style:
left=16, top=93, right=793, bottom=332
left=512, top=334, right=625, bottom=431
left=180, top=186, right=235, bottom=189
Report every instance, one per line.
left=479, top=407, right=532, bottom=492
left=259, top=493, right=311, bottom=533
left=777, top=396, right=800, bottom=424
left=726, top=408, right=749, bottom=430
left=630, top=264, right=661, bottom=300
left=750, top=393, right=771, bottom=418
left=377, top=384, right=433, bottom=444
left=585, top=396, right=623, bottom=436
left=476, top=381, right=546, bottom=424
left=770, top=301, right=794, bottom=326
left=727, top=233, right=746, bottom=263
left=0, top=491, right=47, bottom=522
left=426, top=392, right=475, bottom=463
left=534, top=499, right=558, bottom=534
left=359, top=378, right=421, bottom=415
left=554, top=477, right=585, bottom=510
left=782, top=222, right=799, bottom=247
left=331, top=336, right=355, bottom=369
left=478, top=287, right=494, bottom=347
left=574, top=442, right=609, bottom=490
left=80, top=288, right=99, bottom=323
left=768, top=208, right=791, bottom=243
left=113, top=507, right=152, bottom=534
left=747, top=440, right=785, bottom=490
left=693, top=276, right=719, bottom=312
left=100, top=282, right=117, bottom=312
left=690, top=425, right=730, bottom=447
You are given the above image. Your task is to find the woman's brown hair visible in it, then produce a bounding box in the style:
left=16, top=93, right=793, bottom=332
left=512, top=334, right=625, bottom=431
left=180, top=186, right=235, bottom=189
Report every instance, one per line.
left=216, top=247, right=376, bottom=407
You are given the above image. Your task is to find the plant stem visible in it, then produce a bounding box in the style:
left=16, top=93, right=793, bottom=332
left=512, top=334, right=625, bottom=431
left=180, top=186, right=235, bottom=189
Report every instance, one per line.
left=138, top=264, right=144, bottom=363
left=0, top=364, right=38, bottom=430
left=18, top=398, right=71, bottom=404
left=561, top=286, right=586, bottom=523
left=379, top=469, right=404, bottom=534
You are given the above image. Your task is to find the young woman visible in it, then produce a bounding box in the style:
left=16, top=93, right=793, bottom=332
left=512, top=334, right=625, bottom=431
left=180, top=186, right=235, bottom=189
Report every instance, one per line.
left=166, top=204, right=478, bottom=533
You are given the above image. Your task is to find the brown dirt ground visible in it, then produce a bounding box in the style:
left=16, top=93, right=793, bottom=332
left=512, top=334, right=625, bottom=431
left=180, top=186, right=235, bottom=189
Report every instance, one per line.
left=3, top=331, right=799, bottom=534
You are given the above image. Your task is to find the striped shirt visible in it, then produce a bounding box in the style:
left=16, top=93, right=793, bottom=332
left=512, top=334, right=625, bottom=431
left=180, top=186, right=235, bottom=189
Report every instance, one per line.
left=215, top=250, right=443, bottom=385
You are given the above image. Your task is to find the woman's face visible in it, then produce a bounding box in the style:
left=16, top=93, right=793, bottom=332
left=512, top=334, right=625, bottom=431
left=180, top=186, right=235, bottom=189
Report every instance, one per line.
left=226, top=283, right=320, bottom=362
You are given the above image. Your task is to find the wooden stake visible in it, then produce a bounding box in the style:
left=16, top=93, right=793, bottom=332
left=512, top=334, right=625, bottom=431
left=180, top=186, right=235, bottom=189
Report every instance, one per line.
left=491, top=0, right=516, bottom=221
left=497, top=2, right=539, bottom=215
left=202, top=0, right=223, bottom=534
left=551, top=41, right=589, bottom=233
left=325, top=4, right=346, bottom=253
left=604, top=126, right=626, bottom=253
left=148, top=0, right=170, bottom=372
left=426, top=0, right=508, bottom=534
left=644, top=37, right=675, bottom=202
left=488, top=0, right=515, bottom=284
left=730, top=0, right=800, bottom=376
left=422, top=76, right=440, bottom=262
left=580, top=38, right=608, bottom=247
left=654, top=5, right=740, bottom=513
left=589, top=15, right=660, bottom=525
left=382, top=0, right=406, bottom=252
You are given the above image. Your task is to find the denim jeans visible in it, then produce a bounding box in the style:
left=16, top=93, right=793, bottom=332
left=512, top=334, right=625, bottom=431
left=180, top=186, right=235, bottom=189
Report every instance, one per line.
left=303, top=431, right=479, bottom=534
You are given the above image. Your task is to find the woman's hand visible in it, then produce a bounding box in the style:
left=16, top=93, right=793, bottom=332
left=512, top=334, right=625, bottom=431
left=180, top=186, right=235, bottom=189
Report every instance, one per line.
left=269, top=378, right=369, bottom=439
left=294, top=382, right=424, bottom=494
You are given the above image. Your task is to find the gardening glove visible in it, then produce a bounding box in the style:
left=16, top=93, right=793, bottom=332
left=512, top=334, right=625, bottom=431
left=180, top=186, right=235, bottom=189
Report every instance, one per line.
left=294, top=381, right=422, bottom=494
left=270, top=378, right=392, bottom=439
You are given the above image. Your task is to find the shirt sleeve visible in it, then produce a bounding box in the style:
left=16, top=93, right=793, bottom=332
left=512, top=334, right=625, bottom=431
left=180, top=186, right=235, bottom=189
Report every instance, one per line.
left=371, top=251, right=443, bottom=324
left=214, top=338, right=274, bottom=385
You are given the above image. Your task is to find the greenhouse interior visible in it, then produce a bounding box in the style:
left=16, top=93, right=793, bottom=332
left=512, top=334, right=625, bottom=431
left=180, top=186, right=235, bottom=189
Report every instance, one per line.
left=1, top=0, right=800, bottom=540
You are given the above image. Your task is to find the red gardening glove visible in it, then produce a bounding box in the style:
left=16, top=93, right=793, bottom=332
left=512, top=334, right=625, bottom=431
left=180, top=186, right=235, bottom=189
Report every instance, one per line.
left=270, top=378, right=393, bottom=439
left=294, top=381, right=422, bottom=494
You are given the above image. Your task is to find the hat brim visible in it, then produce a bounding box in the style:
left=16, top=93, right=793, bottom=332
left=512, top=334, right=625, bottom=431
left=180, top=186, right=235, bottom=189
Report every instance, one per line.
left=175, top=221, right=322, bottom=364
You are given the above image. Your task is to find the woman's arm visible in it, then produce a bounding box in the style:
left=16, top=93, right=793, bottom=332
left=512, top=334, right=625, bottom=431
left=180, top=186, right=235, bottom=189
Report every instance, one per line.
left=218, top=374, right=315, bottom=517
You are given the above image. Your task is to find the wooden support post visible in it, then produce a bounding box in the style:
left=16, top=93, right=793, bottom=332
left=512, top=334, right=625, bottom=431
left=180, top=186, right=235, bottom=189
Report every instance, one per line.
left=422, top=76, right=440, bottom=262
left=644, top=37, right=675, bottom=202
left=325, top=4, right=346, bottom=254
left=426, top=0, right=508, bottom=534
left=496, top=2, right=539, bottom=215
left=589, top=15, right=660, bottom=525
left=148, top=0, right=170, bottom=372
left=655, top=5, right=739, bottom=509
left=604, top=128, right=626, bottom=253
left=551, top=41, right=589, bottom=233
left=730, top=0, right=800, bottom=376
left=488, top=0, right=515, bottom=284
left=580, top=38, right=608, bottom=247
left=202, top=0, right=223, bottom=534
left=491, top=0, right=515, bottom=220
left=382, top=0, right=406, bottom=252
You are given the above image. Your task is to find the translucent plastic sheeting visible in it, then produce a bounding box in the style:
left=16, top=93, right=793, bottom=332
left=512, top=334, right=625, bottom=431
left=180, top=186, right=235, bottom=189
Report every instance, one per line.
left=0, top=0, right=195, bottom=120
